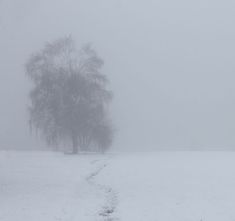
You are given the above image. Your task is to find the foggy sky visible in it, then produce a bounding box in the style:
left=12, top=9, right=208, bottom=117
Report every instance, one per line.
left=1, top=0, right=235, bottom=150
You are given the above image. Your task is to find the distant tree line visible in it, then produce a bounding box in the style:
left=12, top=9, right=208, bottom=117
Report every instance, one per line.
left=26, top=37, right=113, bottom=154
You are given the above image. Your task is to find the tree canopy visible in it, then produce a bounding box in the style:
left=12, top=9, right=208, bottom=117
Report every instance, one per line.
left=26, top=37, right=113, bottom=153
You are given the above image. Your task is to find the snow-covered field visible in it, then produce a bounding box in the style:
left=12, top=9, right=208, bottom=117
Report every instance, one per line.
left=0, top=151, right=109, bottom=221
left=1, top=151, right=235, bottom=221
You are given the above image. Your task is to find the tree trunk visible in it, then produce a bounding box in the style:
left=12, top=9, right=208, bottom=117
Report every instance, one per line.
left=72, top=135, right=79, bottom=154
left=79, top=135, right=91, bottom=152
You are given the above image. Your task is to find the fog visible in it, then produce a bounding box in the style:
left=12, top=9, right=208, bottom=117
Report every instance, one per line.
left=1, top=0, right=235, bottom=150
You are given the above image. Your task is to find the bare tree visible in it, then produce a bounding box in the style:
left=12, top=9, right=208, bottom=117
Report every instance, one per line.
left=26, top=37, right=113, bottom=154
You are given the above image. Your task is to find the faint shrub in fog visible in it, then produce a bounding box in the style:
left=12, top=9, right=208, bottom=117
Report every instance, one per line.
left=26, top=37, right=113, bottom=154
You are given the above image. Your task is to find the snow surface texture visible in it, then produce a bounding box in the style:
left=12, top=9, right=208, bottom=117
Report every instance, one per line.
left=0, top=151, right=110, bottom=221
left=1, top=151, right=235, bottom=221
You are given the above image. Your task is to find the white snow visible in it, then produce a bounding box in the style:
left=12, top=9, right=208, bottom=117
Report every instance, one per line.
left=0, top=151, right=108, bottom=221
left=1, top=151, right=235, bottom=221
left=96, top=152, right=235, bottom=221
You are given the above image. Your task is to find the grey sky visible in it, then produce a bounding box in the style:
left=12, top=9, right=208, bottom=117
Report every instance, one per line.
left=1, top=0, right=235, bottom=150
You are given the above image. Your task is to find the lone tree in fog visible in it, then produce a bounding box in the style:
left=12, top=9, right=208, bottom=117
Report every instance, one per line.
left=26, top=37, right=113, bottom=154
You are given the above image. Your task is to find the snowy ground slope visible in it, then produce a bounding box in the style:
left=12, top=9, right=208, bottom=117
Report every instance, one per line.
left=1, top=151, right=235, bottom=221
left=95, top=152, right=235, bottom=221
left=0, top=151, right=109, bottom=221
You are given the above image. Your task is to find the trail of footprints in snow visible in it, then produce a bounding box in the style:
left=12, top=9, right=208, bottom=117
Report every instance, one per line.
left=87, top=160, right=119, bottom=221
